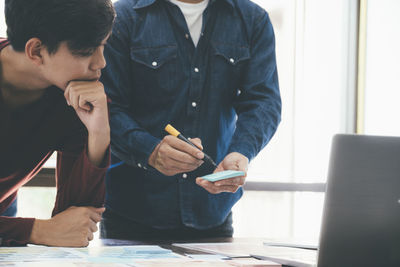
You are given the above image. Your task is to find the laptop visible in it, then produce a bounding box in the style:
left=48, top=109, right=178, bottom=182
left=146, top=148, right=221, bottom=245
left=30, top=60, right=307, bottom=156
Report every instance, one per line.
left=251, top=134, right=400, bottom=266
left=174, top=134, right=400, bottom=267
left=317, top=134, right=400, bottom=267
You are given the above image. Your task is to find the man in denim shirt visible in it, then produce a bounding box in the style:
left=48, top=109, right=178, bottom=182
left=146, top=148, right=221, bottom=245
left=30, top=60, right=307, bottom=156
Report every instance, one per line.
left=101, top=0, right=281, bottom=239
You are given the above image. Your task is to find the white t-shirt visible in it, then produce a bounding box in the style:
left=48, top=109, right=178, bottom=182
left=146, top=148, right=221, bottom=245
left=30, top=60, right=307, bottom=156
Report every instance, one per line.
left=169, top=0, right=210, bottom=47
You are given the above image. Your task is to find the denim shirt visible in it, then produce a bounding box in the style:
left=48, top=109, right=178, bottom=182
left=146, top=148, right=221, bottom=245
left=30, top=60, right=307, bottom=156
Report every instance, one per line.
left=102, top=0, right=281, bottom=229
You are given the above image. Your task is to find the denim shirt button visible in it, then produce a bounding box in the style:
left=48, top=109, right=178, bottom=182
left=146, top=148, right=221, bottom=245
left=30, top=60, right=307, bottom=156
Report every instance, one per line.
left=152, top=61, right=158, bottom=67
left=185, top=33, right=189, bottom=39
left=194, top=67, right=199, bottom=73
left=230, top=58, right=235, bottom=63
left=182, top=173, right=188, bottom=179
left=191, top=102, right=197, bottom=108
left=137, top=163, right=142, bottom=168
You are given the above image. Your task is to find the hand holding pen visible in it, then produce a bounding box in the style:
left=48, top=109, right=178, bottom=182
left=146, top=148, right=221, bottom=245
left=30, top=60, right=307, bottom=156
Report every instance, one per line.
left=147, top=125, right=206, bottom=176
left=165, top=124, right=217, bottom=168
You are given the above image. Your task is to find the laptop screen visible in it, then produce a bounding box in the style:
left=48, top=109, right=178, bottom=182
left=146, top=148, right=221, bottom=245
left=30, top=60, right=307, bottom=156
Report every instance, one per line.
left=317, top=134, right=400, bottom=267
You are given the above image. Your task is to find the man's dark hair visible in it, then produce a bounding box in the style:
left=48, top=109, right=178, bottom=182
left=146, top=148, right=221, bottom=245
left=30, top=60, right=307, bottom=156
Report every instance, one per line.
left=5, top=0, right=115, bottom=55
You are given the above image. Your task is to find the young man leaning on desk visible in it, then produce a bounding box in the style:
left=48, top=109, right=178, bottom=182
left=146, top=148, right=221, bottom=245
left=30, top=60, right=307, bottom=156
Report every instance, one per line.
left=0, top=0, right=115, bottom=247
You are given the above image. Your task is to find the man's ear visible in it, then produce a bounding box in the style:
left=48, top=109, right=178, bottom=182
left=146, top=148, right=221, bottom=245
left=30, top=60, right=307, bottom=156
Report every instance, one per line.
left=25, top=38, right=45, bottom=66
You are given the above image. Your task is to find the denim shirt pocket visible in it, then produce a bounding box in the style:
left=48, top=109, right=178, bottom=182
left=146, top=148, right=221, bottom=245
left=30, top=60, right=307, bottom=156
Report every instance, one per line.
left=130, top=45, right=178, bottom=98
left=210, top=42, right=250, bottom=98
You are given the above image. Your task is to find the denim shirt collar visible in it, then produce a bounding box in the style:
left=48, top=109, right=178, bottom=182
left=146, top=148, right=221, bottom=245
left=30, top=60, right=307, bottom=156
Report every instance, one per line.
left=132, top=0, right=234, bottom=10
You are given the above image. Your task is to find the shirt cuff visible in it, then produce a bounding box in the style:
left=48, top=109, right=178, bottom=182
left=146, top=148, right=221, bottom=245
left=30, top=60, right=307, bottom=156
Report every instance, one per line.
left=227, top=142, right=254, bottom=162
left=119, top=133, right=161, bottom=170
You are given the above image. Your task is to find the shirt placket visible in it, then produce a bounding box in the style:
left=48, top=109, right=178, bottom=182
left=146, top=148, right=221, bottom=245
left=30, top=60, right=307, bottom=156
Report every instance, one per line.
left=167, top=3, right=213, bottom=225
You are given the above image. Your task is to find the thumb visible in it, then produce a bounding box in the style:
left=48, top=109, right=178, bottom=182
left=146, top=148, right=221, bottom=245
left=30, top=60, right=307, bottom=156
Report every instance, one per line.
left=87, top=206, right=106, bottom=214
left=213, top=162, right=224, bottom=173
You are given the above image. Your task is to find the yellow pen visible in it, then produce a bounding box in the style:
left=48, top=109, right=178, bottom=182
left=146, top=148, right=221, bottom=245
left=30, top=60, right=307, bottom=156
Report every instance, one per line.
left=165, top=124, right=217, bottom=168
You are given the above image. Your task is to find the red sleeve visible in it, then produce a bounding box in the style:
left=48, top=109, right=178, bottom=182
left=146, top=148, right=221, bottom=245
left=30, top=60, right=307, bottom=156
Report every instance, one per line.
left=0, top=153, right=53, bottom=247
left=52, top=144, right=110, bottom=216
left=0, top=216, right=35, bottom=246
left=0, top=192, right=35, bottom=246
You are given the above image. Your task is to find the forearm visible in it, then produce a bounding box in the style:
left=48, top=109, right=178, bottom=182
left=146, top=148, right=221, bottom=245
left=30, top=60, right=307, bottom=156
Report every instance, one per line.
left=109, top=107, right=160, bottom=167
left=87, top=126, right=110, bottom=167
left=229, top=11, right=281, bottom=160
left=228, top=101, right=281, bottom=161
left=53, top=145, right=108, bottom=215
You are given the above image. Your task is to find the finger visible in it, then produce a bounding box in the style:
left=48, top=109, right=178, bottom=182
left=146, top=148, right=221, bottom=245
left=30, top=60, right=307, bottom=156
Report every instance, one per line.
left=157, top=159, right=201, bottom=176
left=89, top=212, right=102, bottom=223
left=237, top=158, right=249, bottom=173
left=166, top=136, right=204, bottom=160
left=87, top=230, right=94, bottom=241
left=89, top=220, right=98, bottom=233
left=86, top=207, right=105, bottom=222
left=78, top=94, right=92, bottom=111
left=68, top=80, right=103, bottom=90
left=78, top=92, right=99, bottom=112
left=81, top=239, right=89, bottom=247
left=213, top=163, right=225, bottom=173
left=162, top=142, right=203, bottom=166
left=189, top=138, right=203, bottom=150
left=206, top=178, right=243, bottom=190
left=65, top=81, right=105, bottom=106
left=196, top=178, right=240, bottom=194
left=165, top=151, right=203, bottom=168
left=64, top=86, right=71, bottom=106
left=87, top=206, right=106, bottom=214
left=68, top=88, right=80, bottom=110
left=223, top=161, right=240, bottom=171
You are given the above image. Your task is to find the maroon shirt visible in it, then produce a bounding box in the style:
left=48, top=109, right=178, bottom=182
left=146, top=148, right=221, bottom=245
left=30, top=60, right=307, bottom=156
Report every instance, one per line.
left=0, top=39, right=109, bottom=246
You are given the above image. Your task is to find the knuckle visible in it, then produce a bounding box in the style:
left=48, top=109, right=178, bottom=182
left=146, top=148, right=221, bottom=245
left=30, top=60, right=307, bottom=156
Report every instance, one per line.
left=158, top=145, right=167, bottom=154
left=81, top=239, right=89, bottom=247
left=82, top=209, right=90, bottom=216
left=82, top=230, right=88, bottom=238
left=96, top=81, right=104, bottom=89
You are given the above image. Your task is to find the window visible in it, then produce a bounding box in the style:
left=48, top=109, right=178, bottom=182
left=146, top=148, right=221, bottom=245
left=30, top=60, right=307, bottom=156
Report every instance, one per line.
left=247, top=0, right=357, bottom=184
left=233, top=0, right=358, bottom=239
left=363, top=0, right=400, bottom=135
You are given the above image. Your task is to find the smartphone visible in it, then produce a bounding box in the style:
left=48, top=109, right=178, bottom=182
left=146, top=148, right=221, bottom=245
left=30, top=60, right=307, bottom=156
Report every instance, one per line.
left=200, top=170, right=245, bottom=182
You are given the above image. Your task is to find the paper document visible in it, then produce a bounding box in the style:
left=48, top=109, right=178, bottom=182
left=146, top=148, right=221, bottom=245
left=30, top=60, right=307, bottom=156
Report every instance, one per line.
left=173, top=242, right=316, bottom=267
left=0, top=245, right=181, bottom=264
